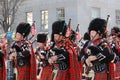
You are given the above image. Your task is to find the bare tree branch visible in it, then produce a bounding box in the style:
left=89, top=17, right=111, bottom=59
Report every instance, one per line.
left=0, top=0, right=26, bottom=32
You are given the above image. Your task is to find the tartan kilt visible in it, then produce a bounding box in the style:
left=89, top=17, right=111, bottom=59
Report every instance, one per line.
left=95, top=71, right=108, bottom=80
left=40, top=65, right=52, bottom=80
left=55, top=69, right=69, bottom=80
left=67, top=48, right=82, bottom=80
left=109, top=62, right=120, bottom=80
left=0, top=68, right=3, bottom=80
left=17, top=66, right=30, bottom=80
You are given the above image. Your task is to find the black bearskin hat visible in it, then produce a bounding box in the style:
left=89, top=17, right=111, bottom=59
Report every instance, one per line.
left=52, top=20, right=67, bottom=36
left=51, top=33, right=54, bottom=42
left=37, top=33, right=47, bottom=43
left=111, top=26, right=120, bottom=34
left=16, top=22, right=31, bottom=38
left=83, top=32, right=90, bottom=40
left=88, top=18, right=107, bottom=35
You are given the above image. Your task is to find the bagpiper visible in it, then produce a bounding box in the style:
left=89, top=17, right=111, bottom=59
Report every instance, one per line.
left=49, top=20, right=81, bottom=80
left=35, top=32, right=52, bottom=80
left=9, top=22, right=36, bottom=80
left=79, top=18, right=118, bottom=80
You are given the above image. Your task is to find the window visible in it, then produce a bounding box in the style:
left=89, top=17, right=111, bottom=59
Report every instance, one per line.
left=7, top=15, right=11, bottom=25
left=41, top=10, right=48, bottom=30
left=91, top=7, right=100, bottom=19
left=57, top=8, right=65, bottom=20
left=26, top=12, right=33, bottom=25
left=116, top=10, right=120, bottom=25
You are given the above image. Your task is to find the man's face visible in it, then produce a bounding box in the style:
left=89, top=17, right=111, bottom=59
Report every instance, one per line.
left=111, top=29, right=116, bottom=36
left=54, top=34, right=62, bottom=43
left=90, top=30, right=99, bottom=40
left=1, top=38, right=7, bottom=44
left=15, top=32, right=23, bottom=41
left=38, top=42, right=46, bottom=49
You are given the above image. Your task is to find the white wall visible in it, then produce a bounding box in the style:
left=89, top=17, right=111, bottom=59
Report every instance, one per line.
left=12, top=0, right=120, bottom=36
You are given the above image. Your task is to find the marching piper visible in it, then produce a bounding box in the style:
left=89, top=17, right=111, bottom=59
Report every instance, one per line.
left=35, top=32, right=52, bottom=80
left=79, top=18, right=118, bottom=80
left=9, top=22, right=36, bottom=80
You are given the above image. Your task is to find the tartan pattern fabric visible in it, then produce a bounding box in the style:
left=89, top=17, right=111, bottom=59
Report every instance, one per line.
left=16, top=40, right=36, bottom=80
left=40, top=65, right=52, bottom=80
left=3, top=45, right=7, bottom=80
left=55, top=69, right=69, bottom=80
left=109, top=62, right=115, bottom=80
left=30, top=42, right=37, bottom=80
left=65, top=40, right=82, bottom=80
left=67, top=47, right=82, bottom=80
left=18, top=66, right=30, bottom=80
left=0, top=68, right=3, bottom=80
left=109, top=62, right=120, bottom=80
left=3, top=59, right=6, bottom=80
left=2, top=45, right=7, bottom=59
left=95, top=71, right=108, bottom=80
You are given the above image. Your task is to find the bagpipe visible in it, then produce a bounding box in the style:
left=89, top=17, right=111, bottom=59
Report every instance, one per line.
left=11, top=40, right=31, bottom=67
left=35, top=47, right=49, bottom=67
left=48, top=48, right=69, bottom=71
left=48, top=47, right=66, bottom=62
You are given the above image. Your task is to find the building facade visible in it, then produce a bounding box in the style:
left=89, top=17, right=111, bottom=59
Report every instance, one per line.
left=11, top=0, right=120, bottom=36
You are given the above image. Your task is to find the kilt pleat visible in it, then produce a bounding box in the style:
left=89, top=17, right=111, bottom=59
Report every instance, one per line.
left=0, top=68, right=3, bottom=80
left=67, top=47, right=82, bottom=80
left=18, top=66, right=30, bottom=80
left=95, top=71, right=108, bottom=80
left=109, top=62, right=120, bottom=80
left=40, top=65, right=52, bottom=80
left=55, top=69, right=69, bottom=80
